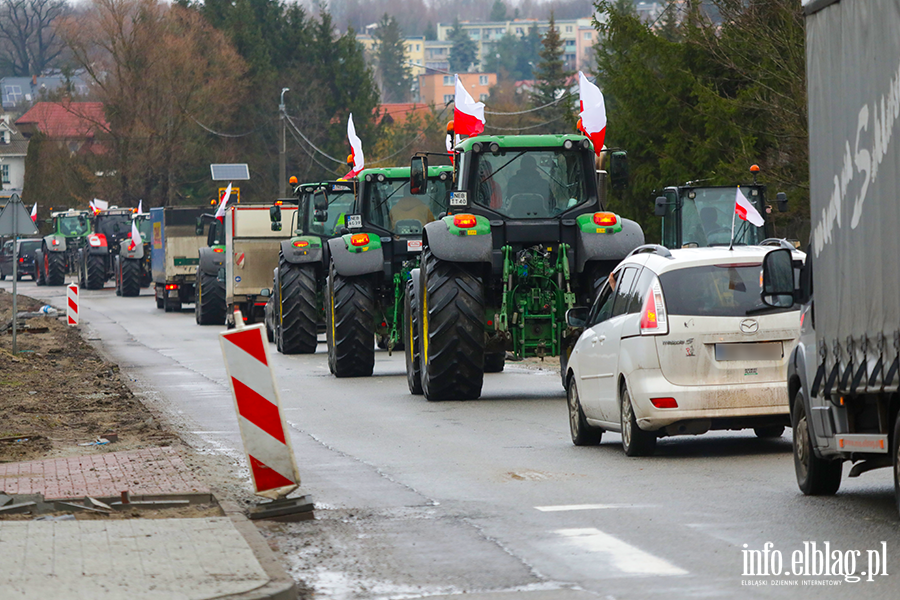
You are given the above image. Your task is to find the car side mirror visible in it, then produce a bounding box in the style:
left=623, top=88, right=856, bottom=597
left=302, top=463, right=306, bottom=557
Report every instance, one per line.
left=410, top=156, right=428, bottom=195
left=607, top=151, right=629, bottom=191
left=761, top=248, right=795, bottom=308
left=654, top=196, right=668, bottom=217
left=776, top=192, right=788, bottom=213
left=566, top=306, right=589, bottom=328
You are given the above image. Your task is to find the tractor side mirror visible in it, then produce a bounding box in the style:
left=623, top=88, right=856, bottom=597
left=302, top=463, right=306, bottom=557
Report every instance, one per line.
left=776, top=192, right=788, bottom=213
left=654, top=196, right=668, bottom=217
left=566, top=306, right=589, bottom=328
left=270, top=204, right=282, bottom=222
left=313, top=191, right=328, bottom=223
left=607, top=151, right=629, bottom=191
left=410, top=156, right=428, bottom=195
left=195, top=218, right=204, bottom=236
left=78, top=215, right=86, bottom=226
left=761, top=248, right=796, bottom=308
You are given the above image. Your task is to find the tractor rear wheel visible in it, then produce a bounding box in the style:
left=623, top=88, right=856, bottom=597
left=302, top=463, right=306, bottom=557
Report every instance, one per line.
left=278, top=260, right=318, bottom=354
left=195, top=269, right=226, bottom=325
left=46, top=252, right=66, bottom=286
left=404, top=281, right=423, bottom=395
left=420, top=250, right=485, bottom=401
left=327, top=263, right=375, bottom=377
left=84, top=253, right=105, bottom=290
left=120, top=258, right=141, bottom=297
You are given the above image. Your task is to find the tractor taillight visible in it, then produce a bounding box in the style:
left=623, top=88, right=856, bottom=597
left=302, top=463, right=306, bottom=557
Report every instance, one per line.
left=51, top=239, right=59, bottom=246
left=213, top=247, right=224, bottom=253
left=453, top=214, right=477, bottom=228
left=350, top=233, right=370, bottom=247
left=593, top=212, right=617, bottom=227
left=639, top=279, right=668, bottom=336
left=293, top=240, right=309, bottom=248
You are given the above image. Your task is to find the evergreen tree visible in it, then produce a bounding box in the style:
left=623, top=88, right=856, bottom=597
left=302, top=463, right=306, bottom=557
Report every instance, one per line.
left=424, top=21, right=436, bottom=41
left=489, top=0, right=507, bottom=22
left=448, top=18, right=478, bottom=73
left=530, top=13, right=574, bottom=133
left=373, top=13, right=412, bottom=102
left=519, top=24, right=542, bottom=79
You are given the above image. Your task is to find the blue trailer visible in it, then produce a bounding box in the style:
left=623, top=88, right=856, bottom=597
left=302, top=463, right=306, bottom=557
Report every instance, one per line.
left=150, top=206, right=207, bottom=312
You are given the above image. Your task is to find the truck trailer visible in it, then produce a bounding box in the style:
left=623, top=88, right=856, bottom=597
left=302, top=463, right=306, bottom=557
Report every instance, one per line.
left=151, top=206, right=207, bottom=312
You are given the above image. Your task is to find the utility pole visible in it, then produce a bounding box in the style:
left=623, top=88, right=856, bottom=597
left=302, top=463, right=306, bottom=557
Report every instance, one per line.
left=279, top=88, right=289, bottom=198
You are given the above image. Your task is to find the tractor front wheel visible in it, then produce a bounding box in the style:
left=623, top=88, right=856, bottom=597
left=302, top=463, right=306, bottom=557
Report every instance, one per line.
left=46, top=251, right=66, bottom=286
left=420, top=251, right=485, bottom=401
left=120, top=258, right=141, bottom=297
left=84, top=253, right=106, bottom=290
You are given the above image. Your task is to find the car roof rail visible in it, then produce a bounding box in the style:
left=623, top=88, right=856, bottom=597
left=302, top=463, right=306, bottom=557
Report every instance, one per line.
left=627, top=244, right=673, bottom=259
left=759, top=238, right=796, bottom=250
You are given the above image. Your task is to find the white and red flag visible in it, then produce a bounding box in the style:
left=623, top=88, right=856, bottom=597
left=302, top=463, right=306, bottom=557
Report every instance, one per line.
left=215, top=183, right=233, bottom=219
left=735, top=186, right=764, bottom=226
left=137, top=199, right=143, bottom=214
left=129, top=218, right=142, bottom=251
left=344, top=113, right=365, bottom=178
left=578, top=72, right=607, bottom=155
left=453, top=75, right=485, bottom=137
left=30, top=202, right=37, bottom=222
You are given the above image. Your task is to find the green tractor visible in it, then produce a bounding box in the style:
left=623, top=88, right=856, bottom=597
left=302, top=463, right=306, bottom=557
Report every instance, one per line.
left=194, top=210, right=228, bottom=325
left=405, top=134, right=644, bottom=401
left=34, top=208, right=93, bottom=286
left=325, top=165, right=454, bottom=377
left=653, top=167, right=788, bottom=249
left=266, top=180, right=356, bottom=354
left=114, top=211, right=153, bottom=296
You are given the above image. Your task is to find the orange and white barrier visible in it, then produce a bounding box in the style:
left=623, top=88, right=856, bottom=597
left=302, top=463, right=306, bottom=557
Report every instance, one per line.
left=66, top=283, right=79, bottom=326
left=220, top=313, right=300, bottom=499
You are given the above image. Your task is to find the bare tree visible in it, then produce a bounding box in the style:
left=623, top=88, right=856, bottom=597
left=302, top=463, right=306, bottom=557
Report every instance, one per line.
left=0, top=0, right=68, bottom=75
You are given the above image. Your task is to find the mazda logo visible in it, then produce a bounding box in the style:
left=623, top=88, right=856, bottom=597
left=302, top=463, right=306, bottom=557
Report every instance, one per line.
left=740, top=319, right=759, bottom=334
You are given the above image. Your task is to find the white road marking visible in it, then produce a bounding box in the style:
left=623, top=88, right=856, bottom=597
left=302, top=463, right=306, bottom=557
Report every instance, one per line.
left=555, top=528, right=688, bottom=576
left=535, top=503, right=655, bottom=512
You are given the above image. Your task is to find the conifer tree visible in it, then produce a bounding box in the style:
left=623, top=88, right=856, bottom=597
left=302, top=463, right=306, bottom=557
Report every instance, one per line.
left=530, top=13, right=574, bottom=133
left=373, top=13, right=412, bottom=102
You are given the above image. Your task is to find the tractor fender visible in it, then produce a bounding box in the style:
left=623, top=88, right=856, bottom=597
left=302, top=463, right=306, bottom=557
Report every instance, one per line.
left=43, top=234, right=66, bottom=253
left=574, top=216, right=645, bottom=273
left=120, top=241, right=144, bottom=260
left=422, top=217, right=492, bottom=264
left=328, top=236, right=383, bottom=277
left=198, top=246, right=225, bottom=276
left=280, top=237, right=324, bottom=266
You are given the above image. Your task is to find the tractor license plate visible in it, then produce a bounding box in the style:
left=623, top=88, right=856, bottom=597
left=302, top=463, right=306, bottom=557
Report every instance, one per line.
left=449, top=192, right=468, bottom=206
left=407, top=240, right=423, bottom=252
left=346, top=214, right=363, bottom=228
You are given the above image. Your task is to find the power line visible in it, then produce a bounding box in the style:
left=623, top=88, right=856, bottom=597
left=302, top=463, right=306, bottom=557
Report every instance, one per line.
left=483, top=91, right=575, bottom=115
left=285, top=123, right=344, bottom=176
left=369, top=104, right=452, bottom=165
left=483, top=114, right=569, bottom=132
left=283, top=113, right=347, bottom=164
left=189, top=114, right=271, bottom=138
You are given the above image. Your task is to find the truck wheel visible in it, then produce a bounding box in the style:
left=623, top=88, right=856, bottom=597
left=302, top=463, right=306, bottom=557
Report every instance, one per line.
left=84, top=253, right=105, bottom=290
left=164, top=296, right=182, bottom=313
left=620, top=383, right=656, bottom=456
left=404, top=281, right=423, bottom=394
left=120, top=258, right=141, bottom=297
left=196, top=270, right=226, bottom=325
left=155, top=286, right=164, bottom=309
left=46, top=252, right=66, bottom=286
left=484, top=352, right=505, bottom=373
left=420, top=251, right=485, bottom=401
left=567, top=376, right=602, bottom=445
left=793, top=392, right=841, bottom=495
left=277, top=260, right=318, bottom=354
left=327, top=264, right=375, bottom=377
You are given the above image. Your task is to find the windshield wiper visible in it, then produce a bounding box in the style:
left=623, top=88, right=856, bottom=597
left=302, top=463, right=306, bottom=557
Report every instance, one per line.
left=480, top=151, right=526, bottom=186
left=371, top=182, right=409, bottom=216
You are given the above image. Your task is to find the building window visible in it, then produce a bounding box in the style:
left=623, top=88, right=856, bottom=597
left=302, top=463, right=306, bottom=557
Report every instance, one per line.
left=1, top=164, right=9, bottom=184
left=566, top=40, right=576, bottom=47
left=565, top=25, right=573, bottom=33
left=443, top=75, right=453, bottom=86
left=443, top=94, right=454, bottom=104
left=4, top=85, right=22, bottom=105
left=416, top=44, right=420, bottom=51
left=584, top=32, right=592, bottom=40
left=516, top=27, right=523, bottom=34
left=479, top=93, right=488, bottom=102
left=479, top=75, right=488, bottom=86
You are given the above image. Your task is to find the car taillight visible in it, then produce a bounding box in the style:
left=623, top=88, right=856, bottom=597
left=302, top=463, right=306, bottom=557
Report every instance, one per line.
left=453, top=214, right=477, bottom=228
left=593, top=212, right=617, bottom=227
left=651, top=398, right=678, bottom=409
left=350, top=233, right=370, bottom=247
left=639, top=279, right=668, bottom=335
left=165, top=284, right=178, bottom=290
left=18, top=257, right=24, bottom=263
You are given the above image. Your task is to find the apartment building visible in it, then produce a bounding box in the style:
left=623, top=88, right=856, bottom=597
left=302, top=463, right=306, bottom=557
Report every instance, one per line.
left=417, top=72, right=497, bottom=107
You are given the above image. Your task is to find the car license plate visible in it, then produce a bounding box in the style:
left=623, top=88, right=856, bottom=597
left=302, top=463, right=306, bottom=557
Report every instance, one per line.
left=715, top=342, right=783, bottom=361
left=449, top=192, right=467, bottom=206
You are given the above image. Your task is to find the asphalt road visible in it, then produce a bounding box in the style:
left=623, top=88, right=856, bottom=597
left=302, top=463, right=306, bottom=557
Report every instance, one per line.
left=7, top=278, right=900, bottom=599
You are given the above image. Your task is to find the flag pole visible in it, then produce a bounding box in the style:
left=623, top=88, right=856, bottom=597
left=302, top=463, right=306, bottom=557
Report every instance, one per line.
left=728, top=186, right=738, bottom=251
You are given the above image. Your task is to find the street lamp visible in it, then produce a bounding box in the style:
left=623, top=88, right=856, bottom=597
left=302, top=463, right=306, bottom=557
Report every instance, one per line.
left=279, top=88, right=289, bottom=198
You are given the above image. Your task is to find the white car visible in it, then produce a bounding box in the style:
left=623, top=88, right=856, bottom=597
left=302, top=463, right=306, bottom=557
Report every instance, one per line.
left=564, top=244, right=803, bottom=456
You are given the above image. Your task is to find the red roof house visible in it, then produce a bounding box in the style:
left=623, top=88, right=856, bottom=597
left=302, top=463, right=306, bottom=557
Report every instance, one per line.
left=16, top=102, right=108, bottom=153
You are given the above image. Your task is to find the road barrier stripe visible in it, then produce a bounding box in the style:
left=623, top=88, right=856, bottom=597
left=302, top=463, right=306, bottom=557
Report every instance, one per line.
left=66, top=284, right=79, bottom=326
left=220, top=321, right=300, bottom=499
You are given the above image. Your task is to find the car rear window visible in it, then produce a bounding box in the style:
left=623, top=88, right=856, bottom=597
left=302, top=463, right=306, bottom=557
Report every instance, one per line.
left=659, top=263, right=790, bottom=317
left=20, top=241, right=40, bottom=253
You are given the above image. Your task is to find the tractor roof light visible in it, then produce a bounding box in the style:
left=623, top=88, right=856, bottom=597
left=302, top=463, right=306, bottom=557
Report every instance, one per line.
left=564, top=139, right=574, bottom=150
left=293, top=240, right=309, bottom=248
left=593, top=212, right=618, bottom=227
left=289, top=176, right=298, bottom=184
left=453, top=214, right=477, bottom=228
left=350, top=233, right=370, bottom=247
left=750, top=164, right=760, bottom=173
left=274, top=200, right=283, bottom=206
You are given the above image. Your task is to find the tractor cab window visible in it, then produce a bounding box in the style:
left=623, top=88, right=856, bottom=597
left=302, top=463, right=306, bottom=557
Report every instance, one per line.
left=307, top=188, right=355, bottom=236
left=365, top=176, right=451, bottom=236
left=681, top=187, right=766, bottom=247
left=58, top=215, right=89, bottom=236
left=471, top=148, right=588, bottom=218
left=95, top=214, right=132, bottom=239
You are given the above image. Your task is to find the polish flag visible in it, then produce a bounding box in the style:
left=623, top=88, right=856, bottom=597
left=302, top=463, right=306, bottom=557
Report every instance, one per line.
left=344, top=114, right=365, bottom=178
left=137, top=199, right=143, bottom=214
left=453, top=75, right=485, bottom=137
left=30, top=202, right=37, bottom=222
left=578, top=72, right=607, bottom=155
left=735, top=187, right=764, bottom=227
left=215, top=183, right=232, bottom=219
left=129, top=218, right=142, bottom=251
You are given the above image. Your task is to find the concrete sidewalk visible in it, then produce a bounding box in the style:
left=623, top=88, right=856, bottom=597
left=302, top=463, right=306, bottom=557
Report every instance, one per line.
left=0, top=448, right=297, bottom=600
